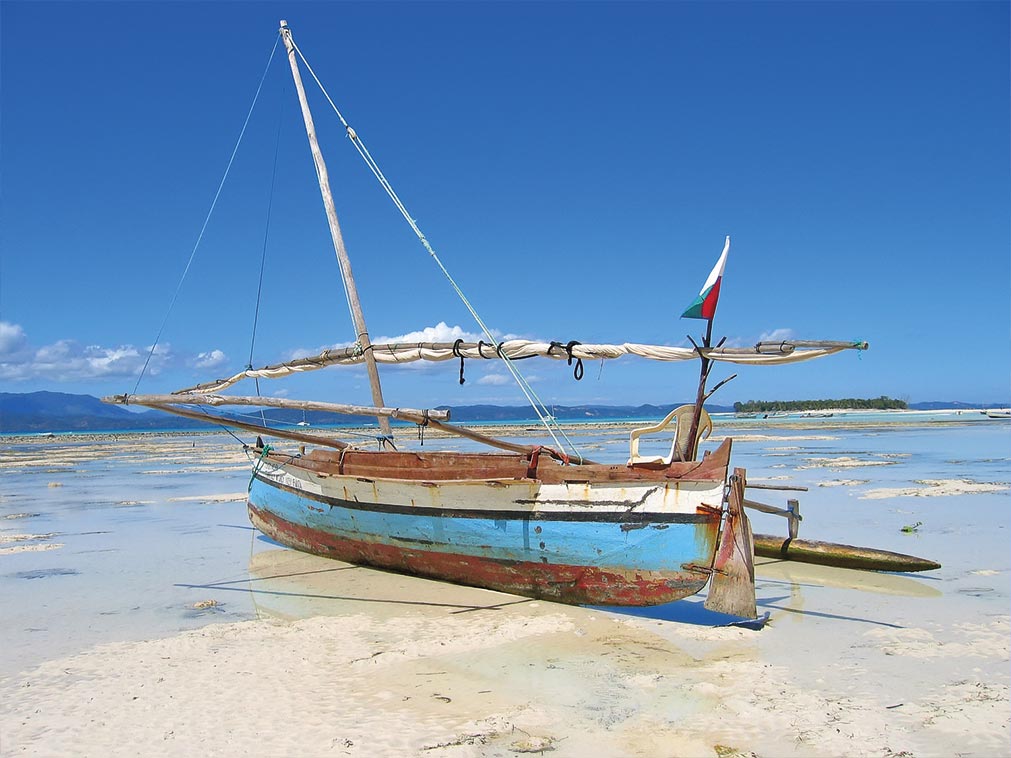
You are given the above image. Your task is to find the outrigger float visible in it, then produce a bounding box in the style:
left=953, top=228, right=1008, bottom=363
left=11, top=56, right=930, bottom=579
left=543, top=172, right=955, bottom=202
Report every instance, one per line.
left=105, top=21, right=938, bottom=619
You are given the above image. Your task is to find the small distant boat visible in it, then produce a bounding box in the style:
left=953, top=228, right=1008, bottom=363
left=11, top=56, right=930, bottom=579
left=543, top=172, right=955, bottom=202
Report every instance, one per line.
left=799, top=412, right=834, bottom=418
left=986, top=410, right=1011, bottom=419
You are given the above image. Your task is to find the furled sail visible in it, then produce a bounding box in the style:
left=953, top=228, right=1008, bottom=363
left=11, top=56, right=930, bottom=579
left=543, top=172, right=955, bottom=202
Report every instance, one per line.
left=173, top=339, right=868, bottom=395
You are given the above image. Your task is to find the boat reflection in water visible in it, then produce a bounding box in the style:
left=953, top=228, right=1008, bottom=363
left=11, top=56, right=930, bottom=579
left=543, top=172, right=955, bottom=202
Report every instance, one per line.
left=245, top=547, right=535, bottom=623
left=754, top=556, right=942, bottom=599
left=243, top=547, right=940, bottom=628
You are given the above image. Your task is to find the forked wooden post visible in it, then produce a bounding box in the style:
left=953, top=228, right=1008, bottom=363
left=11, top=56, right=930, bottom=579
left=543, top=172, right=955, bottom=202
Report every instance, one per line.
left=279, top=20, right=390, bottom=438
left=704, top=468, right=757, bottom=618
left=685, top=319, right=714, bottom=461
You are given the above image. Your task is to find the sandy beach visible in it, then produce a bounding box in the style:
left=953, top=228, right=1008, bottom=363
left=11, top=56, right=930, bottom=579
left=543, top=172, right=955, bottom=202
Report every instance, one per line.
left=1, top=416, right=1008, bottom=756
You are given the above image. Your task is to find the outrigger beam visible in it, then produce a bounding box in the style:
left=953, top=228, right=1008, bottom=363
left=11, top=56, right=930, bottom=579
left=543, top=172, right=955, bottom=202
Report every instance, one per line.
left=104, top=393, right=595, bottom=463
left=753, top=534, right=942, bottom=573
left=742, top=489, right=940, bottom=572
left=105, top=393, right=450, bottom=423
left=123, top=401, right=352, bottom=450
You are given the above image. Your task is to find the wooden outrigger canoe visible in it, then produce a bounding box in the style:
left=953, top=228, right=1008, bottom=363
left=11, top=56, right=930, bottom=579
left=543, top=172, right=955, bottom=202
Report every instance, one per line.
left=103, top=20, right=938, bottom=619
left=245, top=439, right=744, bottom=608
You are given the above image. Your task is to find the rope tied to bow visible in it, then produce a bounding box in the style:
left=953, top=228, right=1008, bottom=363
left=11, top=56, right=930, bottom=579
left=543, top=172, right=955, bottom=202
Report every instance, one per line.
left=248, top=443, right=274, bottom=492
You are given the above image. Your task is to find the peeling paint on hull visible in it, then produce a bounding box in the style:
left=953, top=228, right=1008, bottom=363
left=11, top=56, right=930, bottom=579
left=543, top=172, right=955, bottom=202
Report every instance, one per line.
left=249, top=503, right=713, bottom=606
left=247, top=456, right=726, bottom=605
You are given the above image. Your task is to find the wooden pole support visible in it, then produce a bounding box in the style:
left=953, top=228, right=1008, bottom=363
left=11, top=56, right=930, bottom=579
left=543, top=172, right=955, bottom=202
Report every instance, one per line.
left=278, top=20, right=390, bottom=437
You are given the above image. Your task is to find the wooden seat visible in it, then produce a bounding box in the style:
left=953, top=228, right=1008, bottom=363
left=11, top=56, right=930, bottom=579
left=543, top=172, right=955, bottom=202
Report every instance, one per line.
left=628, top=405, right=712, bottom=465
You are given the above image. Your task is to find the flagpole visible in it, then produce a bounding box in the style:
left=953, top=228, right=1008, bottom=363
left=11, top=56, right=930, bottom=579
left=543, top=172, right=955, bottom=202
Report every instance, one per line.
left=681, top=236, right=730, bottom=460
left=685, top=318, right=713, bottom=461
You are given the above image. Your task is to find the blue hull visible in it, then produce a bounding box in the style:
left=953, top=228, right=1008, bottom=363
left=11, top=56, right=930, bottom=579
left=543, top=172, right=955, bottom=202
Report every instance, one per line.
left=248, top=472, right=722, bottom=605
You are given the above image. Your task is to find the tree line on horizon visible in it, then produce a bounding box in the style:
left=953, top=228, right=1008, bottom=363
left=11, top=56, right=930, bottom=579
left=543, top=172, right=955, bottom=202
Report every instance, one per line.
left=733, top=396, right=907, bottom=412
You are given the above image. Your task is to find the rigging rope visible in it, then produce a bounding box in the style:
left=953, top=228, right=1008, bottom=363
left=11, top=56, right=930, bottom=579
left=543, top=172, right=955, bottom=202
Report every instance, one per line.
left=291, top=41, right=580, bottom=459
left=248, top=76, right=286, bottom=373
left=133, top=35, right=281, bottom=395
left=248, top=76, right=286, bottom=430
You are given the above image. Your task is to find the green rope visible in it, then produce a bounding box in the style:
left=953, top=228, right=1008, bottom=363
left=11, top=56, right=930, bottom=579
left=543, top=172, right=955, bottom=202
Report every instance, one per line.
left=248, top=444, right=274, bottom=492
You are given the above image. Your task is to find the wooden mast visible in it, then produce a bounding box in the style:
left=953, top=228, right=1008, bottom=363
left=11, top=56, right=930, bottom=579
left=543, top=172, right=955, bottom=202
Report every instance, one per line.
left=278, top=19, right=391, bottom=438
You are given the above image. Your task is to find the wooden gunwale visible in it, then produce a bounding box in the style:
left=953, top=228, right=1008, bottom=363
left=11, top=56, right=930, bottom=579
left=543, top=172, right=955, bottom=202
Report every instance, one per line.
left=253, top=473, right=719, bottom=522
left=267, top=438, right=732, bottom=485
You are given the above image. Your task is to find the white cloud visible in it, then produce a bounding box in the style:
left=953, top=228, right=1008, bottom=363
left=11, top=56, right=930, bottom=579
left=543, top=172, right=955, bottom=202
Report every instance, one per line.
left=0, top=321, right=29, bottom=357
left=477, top=372, right=542, bottom=386
left=193, top=349, right=228, bottom=369
left=0, top=321, right=222, bottom=383
left=377, top=322, right=485, bottom=344
left=758, top=328, right=796, bottom=343
left=476, top=373, right=511, bottom=386
left=283, top=323, right=507, bottom=364
left=722, top=328, right=798, bottom=349
left=0, top=337, right=158, bottom=381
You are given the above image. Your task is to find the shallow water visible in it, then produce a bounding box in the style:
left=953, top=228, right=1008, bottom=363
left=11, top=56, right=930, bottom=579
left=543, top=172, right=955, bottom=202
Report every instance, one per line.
left=1, top=420, right=1008, bottom=682
left=0, top=435, right=258, bottom=677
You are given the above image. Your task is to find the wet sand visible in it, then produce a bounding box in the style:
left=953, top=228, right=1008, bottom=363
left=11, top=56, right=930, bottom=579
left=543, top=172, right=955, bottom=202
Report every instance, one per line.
left=1, top=419, right=1008, bottom=756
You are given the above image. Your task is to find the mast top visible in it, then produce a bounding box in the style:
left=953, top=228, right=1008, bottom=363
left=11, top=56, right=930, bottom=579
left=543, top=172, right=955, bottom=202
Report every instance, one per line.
left=279, top=20, right=288, bottom=29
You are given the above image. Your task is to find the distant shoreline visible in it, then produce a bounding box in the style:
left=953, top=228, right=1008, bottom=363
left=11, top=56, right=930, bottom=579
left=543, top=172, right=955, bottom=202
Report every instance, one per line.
left=3, top=390, right=1008, bottom=436
left=2, top=407, right=1006, bottom=446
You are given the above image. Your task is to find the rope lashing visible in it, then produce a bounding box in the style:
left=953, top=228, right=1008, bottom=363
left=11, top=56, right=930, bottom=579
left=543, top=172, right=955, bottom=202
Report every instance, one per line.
left=526, top=446, right=543, bottom=479
left=565, top=340, right=584, bottom=381
left=417, top=409, right=430, bottom=445
left=452, top=338, right=466, bottom=384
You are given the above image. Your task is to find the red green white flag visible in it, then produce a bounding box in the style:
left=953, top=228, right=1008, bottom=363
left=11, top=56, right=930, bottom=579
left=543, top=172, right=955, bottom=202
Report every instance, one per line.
left=681, top=236, right=730, bottom=320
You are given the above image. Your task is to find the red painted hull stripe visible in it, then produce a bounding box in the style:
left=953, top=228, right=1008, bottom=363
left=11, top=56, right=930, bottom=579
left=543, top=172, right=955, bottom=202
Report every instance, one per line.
left=248, top=503, right=710, bottom=606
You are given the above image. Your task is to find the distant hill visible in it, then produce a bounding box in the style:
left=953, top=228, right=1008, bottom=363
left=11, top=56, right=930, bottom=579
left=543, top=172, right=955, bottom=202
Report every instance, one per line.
left=0, top=391, right=383, bottom=433
left=906, top=400, right=986, bottom=411
left=0, top=392, right=735, bottom=433
left=0, top=391, right=1001, bottom=434
left=0, top=391, right=215, bottom=433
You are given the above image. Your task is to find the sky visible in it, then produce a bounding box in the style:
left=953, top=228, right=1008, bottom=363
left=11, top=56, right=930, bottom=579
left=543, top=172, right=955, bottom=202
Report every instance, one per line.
left=1, top=1, right=1008, bottom=411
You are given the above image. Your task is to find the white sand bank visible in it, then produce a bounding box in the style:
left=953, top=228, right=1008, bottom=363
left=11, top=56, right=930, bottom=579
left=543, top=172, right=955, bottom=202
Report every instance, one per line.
left=2, top=550, right=1008, bottom=758
left=3, top=425, right=1009, bottom=756
left=861, top=479, right=1010, bottom=499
